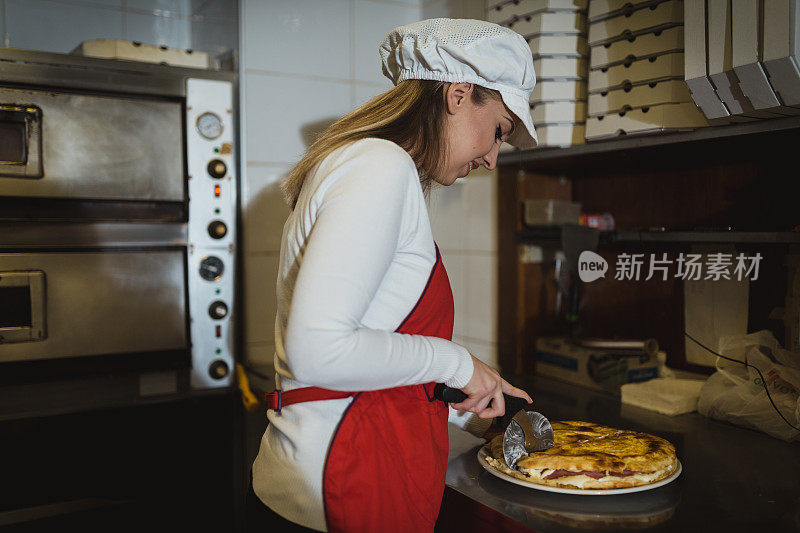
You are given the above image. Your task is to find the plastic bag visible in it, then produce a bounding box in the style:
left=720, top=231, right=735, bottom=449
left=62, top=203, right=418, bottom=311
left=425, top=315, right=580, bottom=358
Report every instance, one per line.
left=697, top=330, right=800, bottom=441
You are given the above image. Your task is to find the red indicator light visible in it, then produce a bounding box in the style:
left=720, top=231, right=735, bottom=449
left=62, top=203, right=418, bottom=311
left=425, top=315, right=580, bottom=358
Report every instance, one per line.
left=215, top=325, right=222, bottom=338
left=214, top=185, right=221, bottom=197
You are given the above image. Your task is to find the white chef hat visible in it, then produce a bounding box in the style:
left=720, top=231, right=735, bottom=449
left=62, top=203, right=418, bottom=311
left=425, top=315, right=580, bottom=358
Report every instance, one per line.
left=379, top=18, right=537, bottom=149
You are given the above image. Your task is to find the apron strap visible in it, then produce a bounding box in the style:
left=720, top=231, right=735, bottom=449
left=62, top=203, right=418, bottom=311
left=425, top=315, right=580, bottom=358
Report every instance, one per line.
left=266, top=387, right=357, bottom=413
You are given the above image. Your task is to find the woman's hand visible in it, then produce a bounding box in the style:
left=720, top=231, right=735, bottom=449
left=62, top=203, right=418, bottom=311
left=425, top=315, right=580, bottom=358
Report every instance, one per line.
left=451, top=355, right=532, bottom=419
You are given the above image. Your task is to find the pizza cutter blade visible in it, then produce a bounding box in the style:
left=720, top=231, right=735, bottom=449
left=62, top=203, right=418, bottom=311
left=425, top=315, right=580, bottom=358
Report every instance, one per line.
left=503, top=410, right=555, bottom=470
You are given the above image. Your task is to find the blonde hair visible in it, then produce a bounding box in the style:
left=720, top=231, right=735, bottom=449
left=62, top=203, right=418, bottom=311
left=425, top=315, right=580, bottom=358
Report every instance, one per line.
left=281, top=79, right=501, bottom=209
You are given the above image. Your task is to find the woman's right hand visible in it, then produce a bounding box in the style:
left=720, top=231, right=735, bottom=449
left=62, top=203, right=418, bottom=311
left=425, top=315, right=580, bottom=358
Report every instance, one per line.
left=450, top=355, right=532, bottom=419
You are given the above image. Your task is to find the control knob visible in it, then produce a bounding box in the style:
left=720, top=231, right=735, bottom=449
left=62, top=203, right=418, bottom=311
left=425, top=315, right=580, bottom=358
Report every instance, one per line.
left=207, top=220, right=228, bottom=239
left=207, top=159, right=227, bottom=179
left=209, top=301, right=228, bottom=319
left=209, top=359, right=229, bottom=380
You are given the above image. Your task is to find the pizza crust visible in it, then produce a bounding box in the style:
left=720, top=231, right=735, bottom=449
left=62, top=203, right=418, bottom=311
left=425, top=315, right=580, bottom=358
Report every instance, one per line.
left=483, top=420, right=678, bottom=490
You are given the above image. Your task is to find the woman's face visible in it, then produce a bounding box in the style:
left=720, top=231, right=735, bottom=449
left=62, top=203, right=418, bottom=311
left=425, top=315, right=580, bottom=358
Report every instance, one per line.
left=439, top=83, right=516, bottom=186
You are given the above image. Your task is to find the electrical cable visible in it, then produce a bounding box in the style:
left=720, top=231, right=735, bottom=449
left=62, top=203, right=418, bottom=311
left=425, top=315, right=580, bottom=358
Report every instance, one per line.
left=684, top=330, right=800, bottom=433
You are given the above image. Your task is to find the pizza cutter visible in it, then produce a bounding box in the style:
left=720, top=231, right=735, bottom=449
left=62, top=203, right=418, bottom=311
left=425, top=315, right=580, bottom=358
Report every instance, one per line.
left=433, top=385, right=555, bottom=469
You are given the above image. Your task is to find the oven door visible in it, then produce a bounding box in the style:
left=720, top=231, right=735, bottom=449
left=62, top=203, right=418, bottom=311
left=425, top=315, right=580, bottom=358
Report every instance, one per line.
left=0, top=249, right=188, bottom=367
left=0, top=87, right=185, bottom=221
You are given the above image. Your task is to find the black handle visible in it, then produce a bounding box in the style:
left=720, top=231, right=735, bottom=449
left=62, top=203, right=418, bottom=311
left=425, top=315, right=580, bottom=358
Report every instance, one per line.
left=434, top=384, right=531, bottom=428
left=434, top=384, right=468, bottom=403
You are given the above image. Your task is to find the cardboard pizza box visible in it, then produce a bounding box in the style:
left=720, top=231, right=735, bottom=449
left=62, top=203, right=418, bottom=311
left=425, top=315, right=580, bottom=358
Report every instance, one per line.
left=762, top=0, right=800, bottom=107
left=72, top=39, right=213, bottom=69
left=530, top=33, right=589, bottom=56
left=587, top=79, right=691, bottom=116
left=532, top=79, right=589, bottom=101
left=488, top=0, right=588, bottom=24
left=508, top=11, right=587, bottom=37
left=707, top=0, right=782, bottom=119
left=588, top=0, right=668, bottom=22
left=532, top=100, right=588, bottom=122
left=588, top=0, right=683, bottom=46
left=535, top=56, right=589, bottom=78
left=535, top=337, right=660, bottom=394
left=531, top=123, right=587, bottom=146
left=588, top=51, right=684, bottom=92
left=585, top=102, right=707, bottom=140
left=683, top=0, right=730, bottom=120
left=590, top=26, right=683, bottom=70
left=731, top=0, right=785, bottom=111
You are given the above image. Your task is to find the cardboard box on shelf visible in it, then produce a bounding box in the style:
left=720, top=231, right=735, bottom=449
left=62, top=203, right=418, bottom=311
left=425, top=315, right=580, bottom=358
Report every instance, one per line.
left=488, top=0, right=588, bottom=24
left=533, top=100, right=588, bottom=122
left=588, top=0, right=668, bottom=22
left=588, top=51, right=684, bottom=92
left=524, top=199, right=582, bottom=225
left=731, top=0, right=792, bottom=113
left=683, top=0, right=730, bottom=120
left=532, top=123, right=587, bottom=146
left=535, top=337, right=660, bottom=394
left=535, top=56, right=589, bottom=78
left=532, top=79, right=589, bottom=101
left=508, top=11, right=586, bottom=36
left=588, top=79, right=691, bottom=115
left=529, top=33, right=589, bottom=56
left=72, top=39, right=213, bottom=69
left=761, top=0, right=800, bottom=107
left=707, top=0, right=783, bottom=119
left=588, top=0, right=683, bottom=46
left=585, top=101, right=707, bottom=139
left=590, top=26, right=683, bottom=69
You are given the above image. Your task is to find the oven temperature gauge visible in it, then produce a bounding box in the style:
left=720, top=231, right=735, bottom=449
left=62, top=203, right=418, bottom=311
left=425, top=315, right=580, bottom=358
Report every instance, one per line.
left=199, top=256, right=224, bottom=281
left=196, top=111, right=223, bottom=140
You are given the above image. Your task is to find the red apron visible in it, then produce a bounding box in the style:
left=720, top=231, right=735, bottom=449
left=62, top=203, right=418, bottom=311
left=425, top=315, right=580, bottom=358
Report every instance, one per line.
left=265, top=244, right=454, bottom=532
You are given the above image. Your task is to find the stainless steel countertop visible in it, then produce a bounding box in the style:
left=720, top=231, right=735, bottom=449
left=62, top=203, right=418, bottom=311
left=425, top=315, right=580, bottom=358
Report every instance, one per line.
left=446, top=376, right=800, bottom=532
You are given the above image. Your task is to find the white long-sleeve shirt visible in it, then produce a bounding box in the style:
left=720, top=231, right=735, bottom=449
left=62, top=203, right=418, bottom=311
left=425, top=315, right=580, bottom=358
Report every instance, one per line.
left=252, top=138, right=490, bottom=531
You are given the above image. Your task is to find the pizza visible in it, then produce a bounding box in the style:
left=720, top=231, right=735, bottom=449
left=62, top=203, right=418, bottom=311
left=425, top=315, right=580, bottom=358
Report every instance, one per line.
left=483, top=420, right=678, bottom=489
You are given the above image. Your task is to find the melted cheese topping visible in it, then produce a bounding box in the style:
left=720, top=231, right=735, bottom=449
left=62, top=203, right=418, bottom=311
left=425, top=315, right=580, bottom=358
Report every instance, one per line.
left=484, top=455, right=675, bottom=489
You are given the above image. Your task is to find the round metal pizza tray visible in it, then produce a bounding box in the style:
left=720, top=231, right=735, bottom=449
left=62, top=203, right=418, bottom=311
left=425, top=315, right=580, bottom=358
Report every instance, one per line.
left=477, top=447, right=682, bottom=495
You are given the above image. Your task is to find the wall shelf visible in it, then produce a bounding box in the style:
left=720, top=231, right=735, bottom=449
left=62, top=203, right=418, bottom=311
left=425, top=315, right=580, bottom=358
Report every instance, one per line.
left=516, top=226, right=800, bottom=246
left=498, top=115, right=800, bottom=172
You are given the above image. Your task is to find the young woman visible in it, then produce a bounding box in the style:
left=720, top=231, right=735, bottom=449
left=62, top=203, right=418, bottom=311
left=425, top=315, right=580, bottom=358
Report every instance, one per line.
left=247, top=18, right=539, bottom=533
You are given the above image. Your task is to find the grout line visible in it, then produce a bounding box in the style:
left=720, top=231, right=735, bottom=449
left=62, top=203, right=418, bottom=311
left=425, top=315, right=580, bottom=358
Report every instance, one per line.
left=1, top=0, right=7, bottom=48
left=245, top=250, right=281, bottom=257
left=244, top=68, right=354, bottom=85
left=349, top=0, right=355, bottom=109
left=120, top=0, right=126, bottom=39
left=245, top=161, right=293, bottom=168
left=438, top=249, right=498, bottom=256
left=363, top=0, right=424, bottom=7
left=453, top=335, right=498, bottom=348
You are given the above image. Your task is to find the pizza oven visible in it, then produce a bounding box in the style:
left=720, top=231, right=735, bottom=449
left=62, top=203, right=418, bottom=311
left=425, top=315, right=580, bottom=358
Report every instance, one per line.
left=0, top=48, right=239, bottom=412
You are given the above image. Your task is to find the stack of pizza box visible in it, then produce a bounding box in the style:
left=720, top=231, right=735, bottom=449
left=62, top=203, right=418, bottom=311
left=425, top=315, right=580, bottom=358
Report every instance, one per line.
left=487, top=0, right=589, bottom=149
left=585, top=0, right=708, bottom=140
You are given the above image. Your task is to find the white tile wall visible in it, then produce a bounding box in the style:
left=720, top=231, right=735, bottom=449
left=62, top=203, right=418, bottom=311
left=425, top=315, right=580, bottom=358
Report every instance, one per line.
left=353, top=0, right=420, bottom=84
left=429, top=183, right=468, bottom=251
left=464, top=172, right=497, bottom=252
left=243, top=164, right=291, bottom=254
left=5, top=0, right=124, bottom=53
left=243, top=72, right=352, bottom=164
left=244, top=254, right=280, bottom=345
left=464, top=252, right=497, bottom=341
left=353, top=81, right=393, bottom=108
left=1, top=0, right=236, bottom=54
left=127, top=11, right=191, bottom=48
left=243, top=0, right=350, bottom=79
left=127, top=0, right=191, bottom=16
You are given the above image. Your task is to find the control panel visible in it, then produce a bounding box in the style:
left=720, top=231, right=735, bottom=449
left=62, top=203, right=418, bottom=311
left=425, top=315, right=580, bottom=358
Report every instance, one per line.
left=186, top=78, right=236, bottom=389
